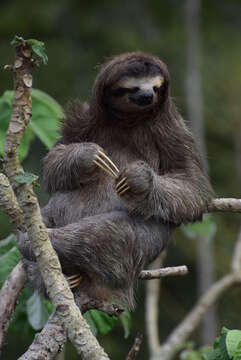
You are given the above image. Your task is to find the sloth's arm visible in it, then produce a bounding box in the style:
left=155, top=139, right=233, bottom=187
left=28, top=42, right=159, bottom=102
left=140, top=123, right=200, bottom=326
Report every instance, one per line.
left=43, top=142, right=107, bottom=193
left=116, top=160, right=214, bottom=225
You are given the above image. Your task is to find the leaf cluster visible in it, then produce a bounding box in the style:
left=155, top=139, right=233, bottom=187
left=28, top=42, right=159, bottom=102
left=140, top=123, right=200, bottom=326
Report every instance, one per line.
left=180, top=328, right=241, bottom=360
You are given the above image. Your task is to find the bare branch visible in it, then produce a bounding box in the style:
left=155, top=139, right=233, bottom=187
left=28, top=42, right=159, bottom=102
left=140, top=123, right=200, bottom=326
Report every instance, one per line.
left=0, top=261, right=26, bottom=350
left=145, top=255, right=163, bottom=355
left=126, top=333, right=143, bottom=360
left=209, top=198, right=241, bottom=213
left=18, top=311, right=66, bottom=360
left=3, top=40, right=109, bottom=360
left=140, top=265, right=188, bottom=280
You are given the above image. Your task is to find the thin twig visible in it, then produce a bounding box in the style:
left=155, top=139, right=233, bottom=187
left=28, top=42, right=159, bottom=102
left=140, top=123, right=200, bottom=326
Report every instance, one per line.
left=126, top=333, right=143, bottom=360
left=140, top=265, right=188, bottom=280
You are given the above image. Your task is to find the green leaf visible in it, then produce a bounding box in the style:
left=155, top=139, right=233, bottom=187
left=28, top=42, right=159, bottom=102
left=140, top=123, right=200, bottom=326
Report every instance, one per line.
left=202, top=329, right=230, bottom=360
left=26, top=39, right=48, bottom=65
left=0, top=89, right=62, bottom=161
left=0, top=246, right=20, bottom=287
left=0, top=234, right=17, bottom=256
left=84, top=312, right=98, bottom=337
left=26, top=291, right=50, bottom=330
left=9, top=286, right=35, bottom=337
left=85, top=310, right=118, bottom=336
left=226, top=330, right=241, bottom=359
left=233, top=341, right=241, bottom=360
left=202, top=348, right=227, bottom=360
left=182, top=215, right=217, bottom=242
left=16, top=171, right=39, bottom=184
left=120, top=309, right=131, bottom=338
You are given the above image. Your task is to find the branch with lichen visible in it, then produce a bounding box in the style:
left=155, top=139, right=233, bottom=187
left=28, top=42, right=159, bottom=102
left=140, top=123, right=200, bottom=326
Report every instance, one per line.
left=2, top=36, right=110, bottom=360
left=0, top=173, right=25, bottom=231
left=18, top=311, right=66, bottom=360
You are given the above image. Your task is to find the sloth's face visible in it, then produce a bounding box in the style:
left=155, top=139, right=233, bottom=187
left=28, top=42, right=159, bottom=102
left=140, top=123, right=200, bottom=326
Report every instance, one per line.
left=108, top=75, right=164, bottom=113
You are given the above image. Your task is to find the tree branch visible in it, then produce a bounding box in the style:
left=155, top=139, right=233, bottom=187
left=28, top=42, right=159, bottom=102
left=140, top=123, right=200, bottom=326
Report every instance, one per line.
left=3, top=39, right=109, bottom=360
left=0, top=261, right=26, bottom=350
left=145, top=255, right=163, bottom=355
left=18, top=311, right=66, bottom=360
left=140, top=265, right=188, bottom=280
left=209, top=198, right=241, bottom=213
left=0, top=173, right=25, bottom=231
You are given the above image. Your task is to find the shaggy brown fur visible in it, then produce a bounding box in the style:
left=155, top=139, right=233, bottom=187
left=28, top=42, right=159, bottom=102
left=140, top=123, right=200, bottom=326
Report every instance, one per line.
left=18, top=52, right=214, bottom=309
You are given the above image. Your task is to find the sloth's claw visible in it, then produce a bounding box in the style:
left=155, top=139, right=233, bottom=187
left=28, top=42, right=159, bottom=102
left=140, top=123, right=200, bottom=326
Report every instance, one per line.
left=118, top=185, right=131, bottom=196
left=66, top=274, right=82, bottom=289
left=94, top=151, right=119, bottom=178
left=116, top=177, right=131, bottom=196
left=116, top=177, right=127, bottom=190
left=98, top=151, right=119, bottom=173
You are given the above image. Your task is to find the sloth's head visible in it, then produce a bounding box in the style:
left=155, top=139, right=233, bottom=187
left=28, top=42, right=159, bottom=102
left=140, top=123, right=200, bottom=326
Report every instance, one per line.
left=91, top=52, right=170, bottom=118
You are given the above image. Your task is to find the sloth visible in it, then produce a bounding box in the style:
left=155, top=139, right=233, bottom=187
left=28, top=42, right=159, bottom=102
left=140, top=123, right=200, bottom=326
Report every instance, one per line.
left=19, top=52, right=214, bottom=309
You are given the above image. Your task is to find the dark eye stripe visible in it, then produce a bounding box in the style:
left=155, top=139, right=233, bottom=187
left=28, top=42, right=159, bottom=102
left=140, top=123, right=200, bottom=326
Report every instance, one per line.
left=128, top=87, right=139, bottom=94
left=112, top=87, right=139, bottom=96
left=112, top=87, right=128, bottom=96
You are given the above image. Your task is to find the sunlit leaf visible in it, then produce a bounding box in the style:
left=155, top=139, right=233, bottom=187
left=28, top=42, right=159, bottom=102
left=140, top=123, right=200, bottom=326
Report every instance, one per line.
left=226, top=330, right=241, bottom=359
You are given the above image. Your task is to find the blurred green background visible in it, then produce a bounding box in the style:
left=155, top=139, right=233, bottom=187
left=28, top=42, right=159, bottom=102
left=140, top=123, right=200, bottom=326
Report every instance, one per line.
left=0, top=0, right=241, bottom=359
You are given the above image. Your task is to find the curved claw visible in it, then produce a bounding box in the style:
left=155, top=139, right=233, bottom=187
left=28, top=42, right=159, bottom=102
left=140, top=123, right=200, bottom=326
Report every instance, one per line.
left=94, top=151, right=119, bottom=178
left=116, top=177, right=131, bottom=196
left=66, top=274, right=82, bottom=289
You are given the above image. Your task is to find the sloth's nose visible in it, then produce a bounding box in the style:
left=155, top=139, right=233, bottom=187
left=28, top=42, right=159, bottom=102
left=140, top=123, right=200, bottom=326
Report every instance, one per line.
left=129, top=90, right=153, bottom=106
left=138, top=92, right=153, bottom=105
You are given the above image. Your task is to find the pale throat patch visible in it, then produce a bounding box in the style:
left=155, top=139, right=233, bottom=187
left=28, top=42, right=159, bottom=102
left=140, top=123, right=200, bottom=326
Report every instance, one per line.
left=118, top=75, right=164, bottom=90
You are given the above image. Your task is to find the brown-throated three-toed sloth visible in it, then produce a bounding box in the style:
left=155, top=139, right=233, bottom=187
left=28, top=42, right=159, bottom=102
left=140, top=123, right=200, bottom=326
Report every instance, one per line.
left=19, top=52, right=214, bottom=309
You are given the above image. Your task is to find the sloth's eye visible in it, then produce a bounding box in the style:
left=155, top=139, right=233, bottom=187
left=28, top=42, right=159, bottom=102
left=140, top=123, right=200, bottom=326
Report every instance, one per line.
left=112, top=87, right=128, bottom=96
left=129, top=87, right=139, bottom=94
left=153, top=86, right=159, bottom=93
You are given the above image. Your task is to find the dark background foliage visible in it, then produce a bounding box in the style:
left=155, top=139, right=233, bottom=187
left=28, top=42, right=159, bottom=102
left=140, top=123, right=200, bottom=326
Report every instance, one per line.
left=0, top=0, right=241, bottom=359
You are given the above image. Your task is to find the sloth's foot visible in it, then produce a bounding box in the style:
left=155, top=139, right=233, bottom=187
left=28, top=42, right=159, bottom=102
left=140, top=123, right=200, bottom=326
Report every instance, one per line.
left=116, top=177, right=131, bottom=196
left=94, top=150, right=119, bottom=178
left=67, top=274, right=83, bottom=289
